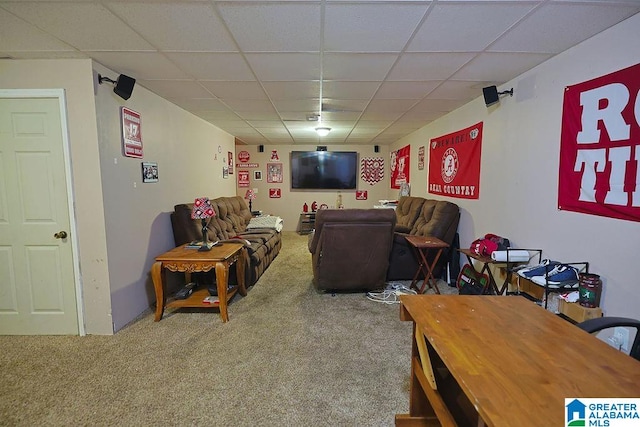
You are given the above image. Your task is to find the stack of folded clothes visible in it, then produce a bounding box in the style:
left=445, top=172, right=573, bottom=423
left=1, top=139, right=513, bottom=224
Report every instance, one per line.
left=517, top=259, right=580, bottom=288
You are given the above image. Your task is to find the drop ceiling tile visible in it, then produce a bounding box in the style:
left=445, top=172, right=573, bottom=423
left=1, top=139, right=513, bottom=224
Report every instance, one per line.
left=263, top=81, right=320, bottom=99
left=170, top=98, right=230, bottom=112
left=1, top=2, right=155, bottom=51
left=322, top=81, right=381, bottom=99
left=248, top=121, right=288, bottom=129
left=245, top=53, right=320, bottom=81
left=320, top=111, right=362, bottom=121
left=138, top=80, right=213, bottom=99
left=217, top=3, right=320, bottom=52
left=4, top=51, right=88, bottom=59
left=388, top=53, right=476, bottom=80
left=323, top=53, right=398, bottom=81
left=271, top=99, right=319, bottom=113
left=324, top=3, right=427, bottom=52
left=359, top=110, right=404, bottom=121
left=398, top=110, right=447, bottom=122
left=453, top=52, right=553, bottom=82
left=408, top=3, right=536, bottom=52
left=89, top=52, right=191, bottom=80
left=193, top=111, right=241, bottom=122
left=106, top=2, right=237, bottom=52
left=222, top=99, right=277, bottom=112
left=235, top=110, right=281, bottom=121
left=490, top=3, right=640, bottom=53
left=353, top=121, right=394, bottom=131
left=200, top=81, right=267, bottom=100
left=0, top=10, right=77, bottom=52
left=322, top=99, right=369, bottom=111
left=164, top=52, right=255, bottom=80
left=428, top=80, right=485, bottom=101
left=411, top=98, right=466, bottom=112
left=374, top=81, right=440, bottom=99
left=365, top=99, right=419, bottom=112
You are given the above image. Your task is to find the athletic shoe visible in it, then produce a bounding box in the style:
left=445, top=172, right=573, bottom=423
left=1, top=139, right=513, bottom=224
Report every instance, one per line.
left=519, top=259, right=560, bottom=278
left=546, top=264, right=580, bottom=286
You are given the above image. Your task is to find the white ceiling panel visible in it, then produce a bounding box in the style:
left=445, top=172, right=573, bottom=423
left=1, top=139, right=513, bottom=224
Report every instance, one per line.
left=375, top=81, right=440, bottom=99
left=263, top=81, right=320, bottom=100
left=408, top=3, right=536, bottom=52
left=200, top=81, right=268, bottom=100
left=322, top=81, right=381, bottom=99
left=323, top=53, right=398, bottom=81
left=489, top=3, right=640, bottom=53
left=388, top=53, right=476, bottom=81
left=3, top=0, right=638, bottom=145
left=453, top=52, right=553, bottom=82
left=217, top=3, right=321, bottom=52
left=90, top=52, right=191, bottom=80
left=245, top=53, right=320, bottom=81
left=138, top=80, right=213, bottom=99
left=164, top=52, right=255, bottom=80
left=0, top=10, right=76, bottom=52
left=106, top=2, right=237, bottom=52
left=1, top=2, right=155, bottom=51
left=324, top=3, right=427, bottom=52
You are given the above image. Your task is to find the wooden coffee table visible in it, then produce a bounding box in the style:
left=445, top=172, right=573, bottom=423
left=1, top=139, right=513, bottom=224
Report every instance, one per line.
left=151, top=242, right=247, bottom=323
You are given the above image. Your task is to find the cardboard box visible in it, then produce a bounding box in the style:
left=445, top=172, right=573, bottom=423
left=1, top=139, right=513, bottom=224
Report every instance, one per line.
left=558, top=299, right=602, bottom=323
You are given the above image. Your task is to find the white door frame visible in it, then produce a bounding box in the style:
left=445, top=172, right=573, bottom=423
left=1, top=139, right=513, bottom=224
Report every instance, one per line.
left=0, top=89, right=85, bottom=336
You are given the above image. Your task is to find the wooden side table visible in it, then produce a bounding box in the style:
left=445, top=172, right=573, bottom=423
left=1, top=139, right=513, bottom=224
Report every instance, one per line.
left=405, top=235, right=449, bottom=294
left=151, top=243, right=247, bottom=323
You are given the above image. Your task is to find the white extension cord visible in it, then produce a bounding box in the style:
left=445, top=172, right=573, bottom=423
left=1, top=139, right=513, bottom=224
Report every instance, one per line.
left=366, top=282, right=417, bottom=304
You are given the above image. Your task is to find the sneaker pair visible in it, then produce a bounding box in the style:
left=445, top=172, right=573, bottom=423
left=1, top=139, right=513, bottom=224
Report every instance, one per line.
left=519, top=259, right=560, bottom=279
left=546, top=264, right=580, bottom=287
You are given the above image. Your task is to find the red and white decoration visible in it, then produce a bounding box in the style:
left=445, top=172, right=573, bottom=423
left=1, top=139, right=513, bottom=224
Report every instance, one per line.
left=238, top=170, right=250, bottom=187
left=361, top=157, right=384, bottom=185
left=356, top=190, right=368, bottom=200
left=390, top=145, right=410, bottom=189
left=418, top=146, right=425, bottom=170
left=428, top=122, right=483, bottom=199
left=269, top=188, right=281, bottom=198
left=270, top=150, right=279, bottom=161
left=121, top=107, right=143, bottom=158
left=238, top=150, right=250, bottom=163
left=558, top=62, right=640, bottom=223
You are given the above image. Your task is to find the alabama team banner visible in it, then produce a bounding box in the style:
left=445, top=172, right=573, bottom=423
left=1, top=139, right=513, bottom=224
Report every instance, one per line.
left=428, top=122, right=483, bottom=199
left=558, top=63, right=640, bottom=223
left=390, top=145, right=410, bottom=189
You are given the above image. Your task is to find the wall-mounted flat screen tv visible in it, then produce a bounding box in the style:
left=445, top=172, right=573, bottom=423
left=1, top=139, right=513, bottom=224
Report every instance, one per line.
left=291, top=151, right=358, bottom=190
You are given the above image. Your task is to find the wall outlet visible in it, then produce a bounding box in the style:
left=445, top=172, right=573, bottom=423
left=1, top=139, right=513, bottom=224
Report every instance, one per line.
left=613, top=327, right=630, bottom=352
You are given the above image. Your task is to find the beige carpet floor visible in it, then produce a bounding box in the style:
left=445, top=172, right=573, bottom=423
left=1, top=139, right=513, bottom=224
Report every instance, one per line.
left=0, top=231, right=457, bottom=426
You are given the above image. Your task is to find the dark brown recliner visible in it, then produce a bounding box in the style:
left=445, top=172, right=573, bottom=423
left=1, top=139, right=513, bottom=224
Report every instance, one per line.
left=386, top=199, right=460, bottom=281
left=308, top=209, right=397, bottom=292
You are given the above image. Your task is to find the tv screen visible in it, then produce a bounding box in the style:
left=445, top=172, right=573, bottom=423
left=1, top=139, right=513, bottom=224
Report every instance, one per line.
left=291, top=151, right=358, bottom=190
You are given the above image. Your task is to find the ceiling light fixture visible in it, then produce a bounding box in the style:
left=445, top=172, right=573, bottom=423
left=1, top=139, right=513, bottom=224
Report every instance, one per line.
left=315, top=126, right=331, bottom=137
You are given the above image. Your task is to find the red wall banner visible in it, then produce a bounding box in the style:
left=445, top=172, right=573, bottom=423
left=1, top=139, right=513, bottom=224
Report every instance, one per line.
left=428, top=122, right=483, bottom=199
left=391, top=145, right=410, bottom=189
left=558, top=63, right=640, bottom=223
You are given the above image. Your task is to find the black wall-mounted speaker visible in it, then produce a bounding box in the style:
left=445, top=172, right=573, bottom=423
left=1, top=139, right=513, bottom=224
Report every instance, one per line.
left=114, top=74, right=136, bottom=100
left=316, top=146, right=327, bottom=151
left=483, top=85, right=499, bottom=107
left=258, top=144, right=264, bottom=153
left=374, top=145, right=379, bottom=153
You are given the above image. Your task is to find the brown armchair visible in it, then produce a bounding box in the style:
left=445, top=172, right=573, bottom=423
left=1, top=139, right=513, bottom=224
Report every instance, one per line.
left=308, top=209, right=397, bottom=292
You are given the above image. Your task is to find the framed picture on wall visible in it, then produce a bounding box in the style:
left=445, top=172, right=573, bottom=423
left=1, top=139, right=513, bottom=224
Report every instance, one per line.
left=142, top=162, right=158, bottom=183
left=267, top=163, right=282, bottom=183
left=254, top=170, right=262, bottom=181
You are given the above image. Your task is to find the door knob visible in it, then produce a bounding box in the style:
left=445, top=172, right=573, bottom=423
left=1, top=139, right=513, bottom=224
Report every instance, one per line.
left=54, top=231, right=68, bottom=239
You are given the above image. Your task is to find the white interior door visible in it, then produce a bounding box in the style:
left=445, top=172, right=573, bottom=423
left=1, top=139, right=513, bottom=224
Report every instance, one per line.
left=0, top=95, right=79, bottom=335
